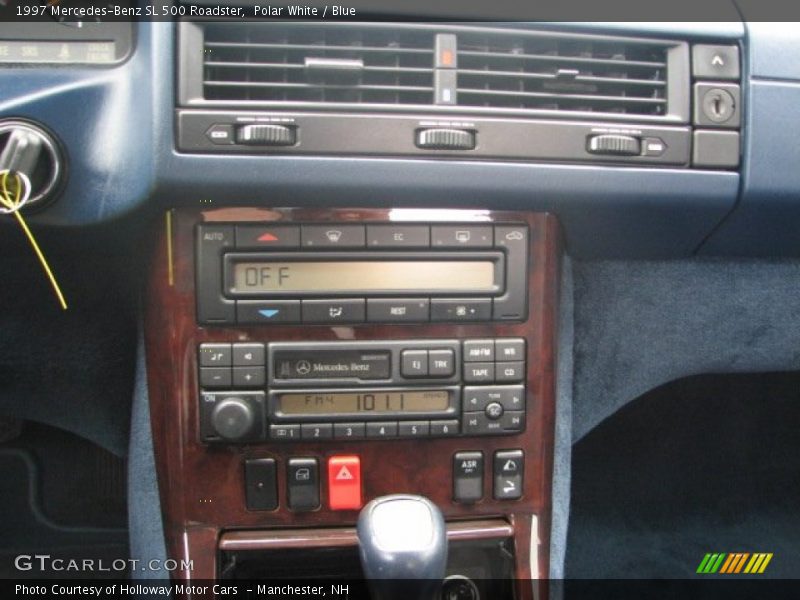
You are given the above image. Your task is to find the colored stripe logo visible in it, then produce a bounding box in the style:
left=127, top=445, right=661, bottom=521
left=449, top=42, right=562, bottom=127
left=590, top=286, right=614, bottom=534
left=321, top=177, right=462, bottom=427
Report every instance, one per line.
left=696, top=552, right=773, bottom=574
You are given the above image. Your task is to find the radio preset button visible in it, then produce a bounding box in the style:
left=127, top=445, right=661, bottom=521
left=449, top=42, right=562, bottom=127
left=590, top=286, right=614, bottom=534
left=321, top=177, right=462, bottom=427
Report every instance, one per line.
left=366, top=298, right=430, bottom=322
left=432, top=225, right=493, bottom=248
left=236, top=225, right=300, bottom=249
left=269, top=424, right=301, bottom=441
left=366, top=225, right=430, bottom=248
left=366, top=421, right=399, bottom=438
left=302, top=225, right=366, bottom=248
left=428, top=349, right=455, bottom=377
left=495, top=338, right=525, bottom=361
left=233, top=366, right=265, bottom=388
left=495, top=361, right=525, bottom=383
left=302, top=299, right=365, bottom=324
left=233, top=343, right=265, bottom=366
left=301, top=423, right=334, bottom=440
left=401, top=350, right=428, bottom=378
left=334, top=422, right=366, bottom=440
left=199, top=343, right=232, bottom=367
left=199, top=367, right=232, bottom=388
left=398, top=421, right=430, bottom=437
left=464, top=362, right=495, bottom=383
left=430, top=420, right=460, bottom=436
left=463, top=339, right=495, bottom=362
left=430, top=298, right=492, bottom=322
left=237, top=300, right=301, bottom=324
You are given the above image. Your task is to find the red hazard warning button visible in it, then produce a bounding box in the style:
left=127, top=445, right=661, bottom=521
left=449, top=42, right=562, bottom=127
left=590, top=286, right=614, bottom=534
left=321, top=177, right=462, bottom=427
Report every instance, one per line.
left=328, top=455, right=362, bottom=510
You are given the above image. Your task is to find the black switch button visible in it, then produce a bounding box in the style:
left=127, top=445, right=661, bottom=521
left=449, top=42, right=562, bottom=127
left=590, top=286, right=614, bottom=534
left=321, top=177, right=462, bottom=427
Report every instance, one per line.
left=493, top=450, right=523, bottom=500
left=401, top=350, right=428, bottom=378
left=431, top=225, right=492, bottom=248
left=237, top=300, right=301, bottom=324
left=464, top=362, right=495, bottom=383
left=199, top=367, right=232, bottom=388
left=463, top=339, right=494, bottom=362
left=496, top=361, right=525, bottom=383
left=287, top=458, right=320, bottom=511
left=431, top=298, right=492, bottom=322
left=428, top=349, right=455, bottom=377
left=235, top=225, right=300, bottom=249
left=302, top=299, right=365, bottom=324
left=233, top=343, right=265, bottom=366
left=453, top=451, right=483, bottom=503
left=199, top=343, right=232, bottom=367
left=366, top=225, right=430, bottom=248
left=301, top=225, right=365, bottom=248
left=495, top=339, right=525, bottom=361
left=367, top=298, right=430, bottom=322
left=245, top=458, right=278, bottom=511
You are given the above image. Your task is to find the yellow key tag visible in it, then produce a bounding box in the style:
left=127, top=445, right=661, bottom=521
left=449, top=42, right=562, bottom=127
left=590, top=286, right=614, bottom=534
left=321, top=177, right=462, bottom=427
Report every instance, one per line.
left=0, top=171, right=68, bottom=310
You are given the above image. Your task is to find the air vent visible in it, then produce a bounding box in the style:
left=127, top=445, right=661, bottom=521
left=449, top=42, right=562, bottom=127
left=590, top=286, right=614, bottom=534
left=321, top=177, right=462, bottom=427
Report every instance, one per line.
left=200, top=23, right=435, bottom=106
left=180, top=23, right=689, bottom=123
left=456, top=31, right=672, bottom=117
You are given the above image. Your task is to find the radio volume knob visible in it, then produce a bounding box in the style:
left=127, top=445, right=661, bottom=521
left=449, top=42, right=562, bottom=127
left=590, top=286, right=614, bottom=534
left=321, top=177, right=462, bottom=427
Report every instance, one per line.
left=211, top=397, right=255, bottom=441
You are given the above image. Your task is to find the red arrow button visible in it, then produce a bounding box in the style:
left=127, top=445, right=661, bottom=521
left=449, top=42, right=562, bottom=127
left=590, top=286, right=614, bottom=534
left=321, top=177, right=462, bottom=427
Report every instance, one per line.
left=328, top=455, right=361, bottom=510
left=257, top=232, right=279, bottom=242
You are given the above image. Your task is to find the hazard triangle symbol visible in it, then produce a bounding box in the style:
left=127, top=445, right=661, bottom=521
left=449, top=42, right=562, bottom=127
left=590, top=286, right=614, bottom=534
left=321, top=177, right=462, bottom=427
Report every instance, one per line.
left=336, top=466, right=354, bottom=480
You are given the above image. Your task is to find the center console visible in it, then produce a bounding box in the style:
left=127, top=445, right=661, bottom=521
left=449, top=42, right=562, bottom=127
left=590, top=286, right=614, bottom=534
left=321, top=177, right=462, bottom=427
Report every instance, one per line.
left=144, top=207, right=560, bottom=599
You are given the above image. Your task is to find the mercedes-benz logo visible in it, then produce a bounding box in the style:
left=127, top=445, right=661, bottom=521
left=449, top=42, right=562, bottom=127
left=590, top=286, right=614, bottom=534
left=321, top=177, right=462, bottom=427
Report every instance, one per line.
left=296, top=360, right=311, bottom=375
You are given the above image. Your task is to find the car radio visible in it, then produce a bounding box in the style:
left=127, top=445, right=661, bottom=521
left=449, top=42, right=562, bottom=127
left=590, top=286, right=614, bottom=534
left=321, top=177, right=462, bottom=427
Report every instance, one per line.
left=195, top=222, right=528, bottom=325
left=198, top=338, right=527, bottom=444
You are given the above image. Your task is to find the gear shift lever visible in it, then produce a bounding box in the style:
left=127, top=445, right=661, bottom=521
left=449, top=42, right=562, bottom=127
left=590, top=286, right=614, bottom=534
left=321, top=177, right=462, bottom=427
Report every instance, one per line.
left=357, top=494, right=448, bottom=600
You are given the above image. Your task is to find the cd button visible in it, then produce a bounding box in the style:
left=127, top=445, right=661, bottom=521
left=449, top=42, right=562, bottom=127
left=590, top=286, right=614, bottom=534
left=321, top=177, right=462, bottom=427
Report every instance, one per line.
left=302, top=299, right=365, bottom=324
left=496, top=361, right=525, bottom=383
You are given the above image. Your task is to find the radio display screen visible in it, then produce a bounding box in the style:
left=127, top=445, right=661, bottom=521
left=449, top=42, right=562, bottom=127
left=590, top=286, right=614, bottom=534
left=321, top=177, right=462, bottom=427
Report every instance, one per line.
left=277, top=390, right=450, bottom=415
left=231, top=260, right=497, bottom=294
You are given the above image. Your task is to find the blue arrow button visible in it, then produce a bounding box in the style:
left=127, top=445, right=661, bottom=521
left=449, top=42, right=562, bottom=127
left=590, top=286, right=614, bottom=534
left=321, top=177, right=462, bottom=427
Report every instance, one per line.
left=258, top=309, right=280, bottom=319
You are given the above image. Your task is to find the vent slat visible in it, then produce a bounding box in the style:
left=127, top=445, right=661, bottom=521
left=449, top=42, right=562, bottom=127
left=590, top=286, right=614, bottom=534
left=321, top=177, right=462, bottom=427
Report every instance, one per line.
left=206, top=61, right=433, bottom=75
left=459, top=88, right=666, bottom=105
left=457, top=69, right=666, bottom=88
left=205, top=81, right=434, bottom=93
left=205, top=41, right=433, bottom=55
left=458, top=50, right=666, bottom=69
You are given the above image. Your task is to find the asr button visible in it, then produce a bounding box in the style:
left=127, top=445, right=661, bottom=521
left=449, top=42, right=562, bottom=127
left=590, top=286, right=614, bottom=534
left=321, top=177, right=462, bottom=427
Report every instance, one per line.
left=453, top=451, right=483, bottom=503
left=328, top=455, right=362, bottom=511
